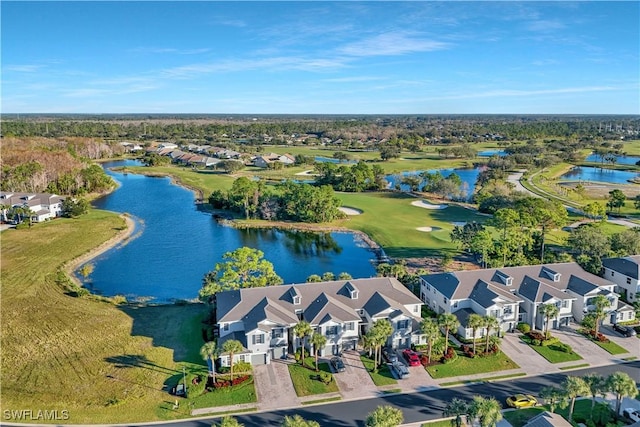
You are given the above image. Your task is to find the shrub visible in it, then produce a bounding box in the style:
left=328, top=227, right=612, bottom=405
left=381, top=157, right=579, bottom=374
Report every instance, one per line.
left=460, top=344, right=475, bottom=358
left=554, top=343, right=573, bottom=353
left=540, top=337, right=560, bottom=347
left=318, top=371, right=332, bottom=384
left=233, top=361, right=253, bottom=374
left=516, top=322, right=531, bottom=334
left=527, top=330, right=546, bottom=341
left=442, top=347, right=457, bottom=364
left=532, top=339, right=541, bottom=346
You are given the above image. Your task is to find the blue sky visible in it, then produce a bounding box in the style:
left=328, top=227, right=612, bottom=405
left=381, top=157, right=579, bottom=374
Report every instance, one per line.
left=2, top=1, right=639, bottom=114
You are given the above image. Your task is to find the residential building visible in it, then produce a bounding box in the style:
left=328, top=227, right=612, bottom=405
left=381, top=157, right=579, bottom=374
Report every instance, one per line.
left=523, top=411, right=572, bottom=427
left=215, top=277, right=424, bottom=367
left=419, top=262, right=632, bottom=338
left=602, top=256, right=640, bottom=303
left=0, top=191, right=65, bottom=223
left=253, top=153, right=296, bottom=168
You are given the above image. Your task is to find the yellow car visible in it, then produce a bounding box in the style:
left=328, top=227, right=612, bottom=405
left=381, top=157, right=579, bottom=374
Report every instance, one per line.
left=506, top=394, right=538, bottom=408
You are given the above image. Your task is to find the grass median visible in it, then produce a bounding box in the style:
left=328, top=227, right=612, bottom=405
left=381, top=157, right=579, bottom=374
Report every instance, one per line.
left=360, top=355, right=398, bottom=386
left=288, top=357, right=339, bottom=396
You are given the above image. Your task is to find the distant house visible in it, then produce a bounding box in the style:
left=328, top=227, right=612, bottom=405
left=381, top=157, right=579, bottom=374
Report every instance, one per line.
left=253, top=153, right=295, bottom=168
left=523, top=411, right=572, bottom=427
left=215, top=277, right=424, bottom=366
left=0, top=191, right=65, bottom=223
left=602, top=255, right=640, bottom=303
left=419, top=262, right=633, bottom=337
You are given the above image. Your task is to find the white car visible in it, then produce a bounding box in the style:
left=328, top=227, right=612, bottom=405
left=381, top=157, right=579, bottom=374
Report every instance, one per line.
left=622, top=408, right=640, bottom=422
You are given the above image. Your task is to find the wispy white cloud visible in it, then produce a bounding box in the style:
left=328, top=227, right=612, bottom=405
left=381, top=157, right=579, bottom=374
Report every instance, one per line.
left=527, top=20, right=566, bottom=32
left=4, top=64, right=45, bottom=72
left=425, top=85, right=631, bottom=102
left=531, top=59, right=560, bottom=66
left=322, top=76, right=384, bottom=83
left=338, top=32, right=450, bottom=57
left=216, top=19, right=246, bottom=28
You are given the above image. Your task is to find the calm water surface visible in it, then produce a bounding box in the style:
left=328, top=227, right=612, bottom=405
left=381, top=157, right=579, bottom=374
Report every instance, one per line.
left=385, top=167, right=484, bottom=199
left=560, top=166, right=639, bottom=184
left=87, top=160, right=376, bottom=303
left=585, top=153, right=640, bottom=165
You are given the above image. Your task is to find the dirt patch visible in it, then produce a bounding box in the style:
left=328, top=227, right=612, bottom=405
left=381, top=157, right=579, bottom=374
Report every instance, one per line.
left=402, top=256, right=482, bottom=274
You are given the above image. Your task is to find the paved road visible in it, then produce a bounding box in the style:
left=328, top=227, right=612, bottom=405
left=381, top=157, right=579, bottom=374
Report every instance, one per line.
left=159, top=362, right=639, bottom=427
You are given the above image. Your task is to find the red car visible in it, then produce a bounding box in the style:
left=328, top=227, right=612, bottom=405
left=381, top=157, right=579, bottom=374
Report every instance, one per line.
left=402, top=349, right=421, bottom=366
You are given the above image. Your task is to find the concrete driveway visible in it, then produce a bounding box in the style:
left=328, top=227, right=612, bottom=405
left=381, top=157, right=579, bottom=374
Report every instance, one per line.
left=331, top=350, right=379, bottom=399
left=253, top=359, right=300, bottom=411
left=500, top=332, right=554, bottom=376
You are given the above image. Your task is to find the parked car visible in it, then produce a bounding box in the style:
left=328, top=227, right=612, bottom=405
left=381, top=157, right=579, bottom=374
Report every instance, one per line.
left=391, top=361, right=410, bottom=378
left=506, top=394, right=537, bottom=408
left=402, top=349, right=421, bottom=366
left=613, top=324, right=637, bottom=337
left=330, top=356, right=345, bottom=372
left=171, top=383, right=186, bottom=396
left=382, top=347, right=398, bottom=364
left=622, top=408, right=640, bottom=422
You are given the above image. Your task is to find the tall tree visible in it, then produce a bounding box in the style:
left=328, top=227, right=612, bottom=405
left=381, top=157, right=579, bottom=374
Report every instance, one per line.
left=365, top=405, right=404, bottom=427
left=443, top=397, right=468, bottom=427
left=539, top=303, right=560, bottom=340
left=491, top=208, right=519, bottom=266
left=293, top=321, right=313, bottom=365
left=200, top=247, right=283, bottom=303
left=372, top=319, right=393, bottom=367
left=217, top=416, right=244, bottom=427
left=606, top=371, right=637, bottom=419
left=438, top=313, right=460, bottom=354
left=200, top=341, right=219, bottom=379
left=607, top=189, right=626, bottom=214
left=482, top=315, right=500, bottom=354
left=467, top=313, right=485, bottom=355
left=281, top=415, right=320, bottom=427
left=309, top=332, right=327, bottom=372
left=469, top=396, right=502, bottom=427
left=561, top=376, right=589, bottom=424
left=539, top=386, right=568, bottom=413
left=420, top=318, right=440, bottom=364
left=590, top=294, right=610, bottom=337
left=222, top=339, right=243, bottom=381
left=583, top=373, right=606, bottom=419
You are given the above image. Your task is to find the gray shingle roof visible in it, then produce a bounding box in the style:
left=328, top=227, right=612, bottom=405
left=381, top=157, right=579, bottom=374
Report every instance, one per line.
left=566, top=275, right=599, bottom=296
left=603, top=256, right=640, bottom=279
left=523, top=411, right=571, bottom=427
left=217, top=277, right=421, bottom=326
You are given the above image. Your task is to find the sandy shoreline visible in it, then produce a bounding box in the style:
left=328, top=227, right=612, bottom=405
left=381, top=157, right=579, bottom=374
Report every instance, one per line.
left=63, top=214, right=136, bottom=287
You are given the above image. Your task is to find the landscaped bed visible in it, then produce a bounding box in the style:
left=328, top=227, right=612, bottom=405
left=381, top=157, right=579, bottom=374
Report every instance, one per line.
left=425, top=347, right=519, bottom=379
left=187, top=375, right=257, bottom=409
left=520, top=333, right=583, bottom=363
left=360, top=354, right=398, bottom=386
left=578, top=329, right=629, bottom=355
left=288, top=358, right=339, bottom=397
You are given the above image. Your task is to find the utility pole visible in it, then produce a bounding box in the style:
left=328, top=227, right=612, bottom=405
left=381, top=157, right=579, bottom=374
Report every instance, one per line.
left=182, top=366, right=188, bottom=398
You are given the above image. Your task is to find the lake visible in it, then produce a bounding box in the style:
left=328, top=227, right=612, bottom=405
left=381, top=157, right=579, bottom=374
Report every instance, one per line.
left=87, top=160, right=377, bottom=303
left=385, top=167, right=484, bottom=199
left=478, top=150, right=506, bottom=157
left=560, top=166, right=640, bottom=184
left=585, top=153, right=640, bottom=166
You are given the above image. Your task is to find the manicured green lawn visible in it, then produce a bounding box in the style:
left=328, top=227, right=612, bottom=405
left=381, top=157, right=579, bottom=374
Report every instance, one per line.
left=591, top=339, right=629, bottom=355
left=188, top=377, right=257, bottom=409
left=360, top=355, right=398, bottom=386
left=425, top=350, right=519, bottom=379
left=519, top=336, right=583, bottom=363
left=288, top=359, right=339, bottom=397
left=503, top=408, right=546, bottom=427
left=556, top=399, right=621, bottom=426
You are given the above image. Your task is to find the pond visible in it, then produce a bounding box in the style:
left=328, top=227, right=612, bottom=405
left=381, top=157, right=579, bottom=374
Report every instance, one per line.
left=86, top=160, right=376, bottom=303
left=585, top=153, right=640, bottom=166
left=560, top=166, right=640, bottom=184
left=314, top=156, right=357, bottom=164
left=384, top=167, right=484, bottom=200
left=478, top=149, right=506, bottom=157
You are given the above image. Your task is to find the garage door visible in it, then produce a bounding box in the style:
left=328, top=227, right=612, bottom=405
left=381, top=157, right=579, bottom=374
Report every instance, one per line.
left=251, top=353, right=267, bottom=365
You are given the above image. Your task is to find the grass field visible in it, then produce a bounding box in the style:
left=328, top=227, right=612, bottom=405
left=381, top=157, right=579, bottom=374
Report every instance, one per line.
left=519, top=336, right=583, bottom=363
left=288, top=358, right=339, bottom=397
left=1, top=210, right=210, bottom=423
left=359, top=355, right=398, bottom=386
left=425, top=350, right=519, bottom=379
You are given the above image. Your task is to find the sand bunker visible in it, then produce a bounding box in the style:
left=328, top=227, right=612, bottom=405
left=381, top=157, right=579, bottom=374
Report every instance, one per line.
left=339, top=207, right=363, bottom=216
left=295, top=170, right=317, bottom=176
left=416, top=226, right=442, bottom=232
left=411, top=200, right=448, bottom=209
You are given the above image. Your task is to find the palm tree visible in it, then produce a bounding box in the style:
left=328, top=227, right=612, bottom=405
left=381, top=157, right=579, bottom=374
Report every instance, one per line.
left=309, top=332, right=327, bottom=372
left=293, top=320, right=313, bottom=365
left=438, top=313, right=460, bottom=354
left=561, top=375, right=589, bottom=424
left=583, top=373, right=606, bottom=418
left=281, top=414, right=320, bottom=427
left=365, top=405, right=404, bottom=427
left=539, top=303, right=560, bottom=340
left=482, top=315, right=500, bottom=354
left=469, top=395, right=502, bottom=427
left=590, top=294, right=610, bottom=337
left=200, top=341, right=219, bottom=380
left=606, top=371, right=638, bottom=418
left=372, top=319, right=393, bottom=366
left=420, top=318, right=440, bottom=364
left=467, top=313, right=484, bottom=355
left=443, top=397, right=468, bottom=427
left=217, top=416, right=244, bottom=427
left=222, top=339, right=243, bottom=382
left=539, top=386, right=568, bottom=413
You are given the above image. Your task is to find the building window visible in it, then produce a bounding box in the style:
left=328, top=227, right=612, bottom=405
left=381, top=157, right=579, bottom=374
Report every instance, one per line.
left=271, top=328, right=283, bottom=339
left=293, top=296, right=301, bottom=305
left=223, top=323, right=229, bottom=331
left=627, top=277, right=632, bottom=284
left=345, top=322, right=354, bottom=331
left=504, top=306, right=512, bottom=315
left=397, top=319, right=410, bottom=330
left=453, top=301, right=458, bottom=308
left=326, top=326, right=338, bottom=336
left=413, top=305, right=418, bottom=313
left=444, top=298, right=448, bottom=304
left=562, top=300, right=568, bottom=308
left=611, top=271, right=615, bottom=276
left=253, top=334, right=264, bottom=345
